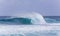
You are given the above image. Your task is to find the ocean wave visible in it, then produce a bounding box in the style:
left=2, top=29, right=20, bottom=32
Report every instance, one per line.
left=0, top=18, right=32, bottom=25
left=0, top=12, right=46, bottom=24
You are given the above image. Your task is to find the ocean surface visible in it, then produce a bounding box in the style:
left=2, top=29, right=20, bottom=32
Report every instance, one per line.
left=0, top=16, right=59, bottom=36
left=44, top=16, right=60, bottom=23
left=0, top=16, right=59, bottom=24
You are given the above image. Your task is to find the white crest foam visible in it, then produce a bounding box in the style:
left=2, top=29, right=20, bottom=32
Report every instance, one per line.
left=12, top=12, right=46, bottom=24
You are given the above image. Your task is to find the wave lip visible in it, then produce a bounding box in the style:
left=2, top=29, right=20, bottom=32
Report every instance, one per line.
left=11, top=12, right=46, bottom=24
left=0, top=12, right=47, bottom=24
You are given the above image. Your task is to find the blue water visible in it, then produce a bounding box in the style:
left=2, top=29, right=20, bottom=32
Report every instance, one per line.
left=0, top=16, right=59, bottom=24
left=0, top=16, right=59, bottom=36
left=44, top=16, right=60, bottom=23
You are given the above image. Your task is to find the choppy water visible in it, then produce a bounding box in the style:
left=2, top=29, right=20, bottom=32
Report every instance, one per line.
left=0, top=16, right=59, bottom=36
left=44, top=16, right=60, bottom=23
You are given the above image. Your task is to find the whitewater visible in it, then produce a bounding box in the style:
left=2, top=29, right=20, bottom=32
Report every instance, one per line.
left=0, top=12, right=60, bottom=36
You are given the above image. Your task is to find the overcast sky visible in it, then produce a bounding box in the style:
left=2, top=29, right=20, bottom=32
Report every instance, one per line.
left=0, top=0, right=60, bottom=16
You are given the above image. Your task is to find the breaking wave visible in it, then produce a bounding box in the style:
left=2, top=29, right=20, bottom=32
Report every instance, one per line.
left=0, top=12, right=46, bottom=24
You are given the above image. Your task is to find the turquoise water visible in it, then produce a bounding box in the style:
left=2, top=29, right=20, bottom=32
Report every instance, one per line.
left=0, top=16, right=59, bottom=36
left=0, top=16, right=60, bottom=24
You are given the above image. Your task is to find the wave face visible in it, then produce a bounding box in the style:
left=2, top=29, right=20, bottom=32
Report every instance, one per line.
left=0, top=16, right=60, bottom=36
left=0, top=12, right=46, bottom=25
left=0, top=17, right=32, bottom=25
left=0, top=16, right=60, bottom=24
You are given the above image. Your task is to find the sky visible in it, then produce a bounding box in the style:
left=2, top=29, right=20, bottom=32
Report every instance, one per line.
left=0, top=0, right=60, bottom=16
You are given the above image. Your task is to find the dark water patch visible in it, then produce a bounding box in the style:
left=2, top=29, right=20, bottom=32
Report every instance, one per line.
left=44, top=16, right=60, bottom=23
left=0, top=18, right=32, bottom=25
